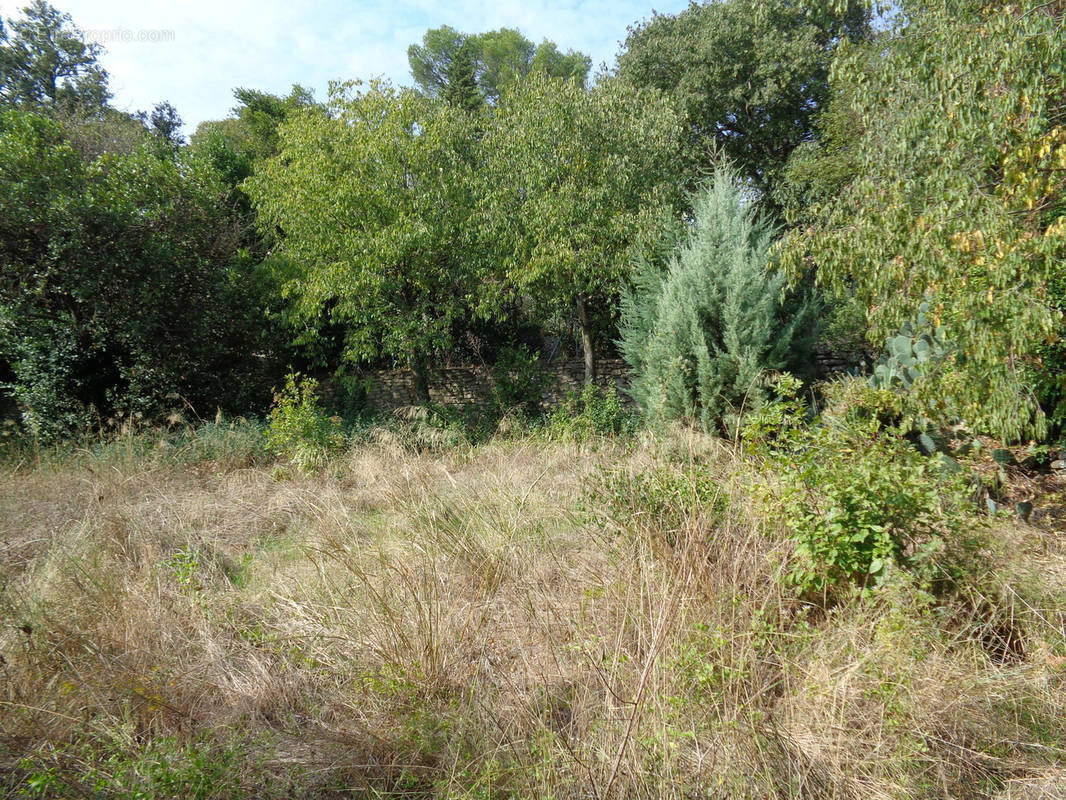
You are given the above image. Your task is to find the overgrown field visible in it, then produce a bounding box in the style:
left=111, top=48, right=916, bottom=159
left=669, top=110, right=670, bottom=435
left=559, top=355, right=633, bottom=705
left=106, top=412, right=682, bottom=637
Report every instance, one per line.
left=2, top=415, right=1066, bottom=798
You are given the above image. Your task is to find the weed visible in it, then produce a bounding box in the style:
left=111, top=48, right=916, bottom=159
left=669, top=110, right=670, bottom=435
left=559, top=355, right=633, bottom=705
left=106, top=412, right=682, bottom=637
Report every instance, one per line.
left=265, top=372, right=344, bottom=472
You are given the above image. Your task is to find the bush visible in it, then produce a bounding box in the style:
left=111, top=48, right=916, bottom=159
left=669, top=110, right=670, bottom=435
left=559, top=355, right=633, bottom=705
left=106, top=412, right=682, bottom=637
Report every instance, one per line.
left=618, top=164, right=816, bottom=432
left=0, top=111, right=283, bottom=443
left=545, top=384, right=634, bottom=441
left=745, top=375, right=976, bottom=600
left=265, top=373, right=344, bottom=472
left=489, top=344, right=549, bottom=420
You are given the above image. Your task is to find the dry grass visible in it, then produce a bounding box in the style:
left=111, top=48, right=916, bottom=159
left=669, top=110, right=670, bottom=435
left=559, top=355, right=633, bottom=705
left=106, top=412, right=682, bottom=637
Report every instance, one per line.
left=1, top=422, right=1065, bottom=798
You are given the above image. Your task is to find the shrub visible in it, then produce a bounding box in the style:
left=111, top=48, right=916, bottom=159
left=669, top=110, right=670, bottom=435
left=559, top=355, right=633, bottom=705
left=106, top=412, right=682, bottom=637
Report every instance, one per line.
left=618, top=164, right=815, bottom=432
left=545, top=383, right=634, bottom=441
left=489, top=344, right=549, bottom=420
left=745, top=375, right=976, bottom=600
left=264, top=373, right=344, bottom=472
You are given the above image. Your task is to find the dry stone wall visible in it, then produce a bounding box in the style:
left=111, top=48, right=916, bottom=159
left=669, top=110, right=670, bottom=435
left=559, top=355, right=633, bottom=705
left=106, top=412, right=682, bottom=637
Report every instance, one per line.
left=358, top=349, right=862, bottom=414
left=361, top=358, right=630, bottom=414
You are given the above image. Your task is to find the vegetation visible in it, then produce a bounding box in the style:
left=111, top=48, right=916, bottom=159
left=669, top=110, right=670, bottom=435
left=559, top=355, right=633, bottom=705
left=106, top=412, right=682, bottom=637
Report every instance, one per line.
left=3, top=414, right=1066, bottom=798
left=408, top=25, right=590, bottom=106
left=247, top=81, right=480, bottom=402
left=0, top=111, right=280, bottom=441
left=4, top=0, right=1066, bottom=795
left=780, top=0, right=1066, bottom=440
left=616, top=0, right=870, bottom=205
left=479, top=73, right=684, bottom=383
left=619, top=165, right=814, bottom=431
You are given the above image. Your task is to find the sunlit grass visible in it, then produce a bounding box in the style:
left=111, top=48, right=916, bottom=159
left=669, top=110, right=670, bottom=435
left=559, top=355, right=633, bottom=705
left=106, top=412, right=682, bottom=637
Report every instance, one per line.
left=1, top=419, right=1065, bottom=798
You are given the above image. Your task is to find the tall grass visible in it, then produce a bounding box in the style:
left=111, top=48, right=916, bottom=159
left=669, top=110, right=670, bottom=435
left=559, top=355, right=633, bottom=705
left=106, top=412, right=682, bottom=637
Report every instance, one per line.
left=1, top=419, right=1065, bottom=798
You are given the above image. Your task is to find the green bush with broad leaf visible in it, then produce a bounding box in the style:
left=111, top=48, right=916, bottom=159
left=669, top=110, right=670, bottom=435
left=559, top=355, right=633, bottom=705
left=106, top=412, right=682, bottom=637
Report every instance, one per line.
left=745, top=374, right=975, bottom=601
left=265, top=373, right=344, bottom=472
left=545, top=383, right=634, bottom=441
left=618, top=164, right=816, bottom=433
left=489, top=344, right=550, bottom=420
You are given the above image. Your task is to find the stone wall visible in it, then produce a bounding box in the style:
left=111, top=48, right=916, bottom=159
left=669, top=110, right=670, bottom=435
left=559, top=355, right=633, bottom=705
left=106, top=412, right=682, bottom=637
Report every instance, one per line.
left=361, top=358, right=631, bottom=414
left=359, top=348, right=865, bottom=415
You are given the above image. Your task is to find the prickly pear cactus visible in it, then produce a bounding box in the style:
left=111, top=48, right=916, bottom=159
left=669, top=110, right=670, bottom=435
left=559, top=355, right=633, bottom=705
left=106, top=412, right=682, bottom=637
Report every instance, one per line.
left=869, top=302, right=953, bottom=391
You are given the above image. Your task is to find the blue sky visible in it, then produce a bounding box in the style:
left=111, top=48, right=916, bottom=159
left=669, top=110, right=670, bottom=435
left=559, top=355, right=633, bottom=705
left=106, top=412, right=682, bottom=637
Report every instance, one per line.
left=0, top=0, right=692, bottom=133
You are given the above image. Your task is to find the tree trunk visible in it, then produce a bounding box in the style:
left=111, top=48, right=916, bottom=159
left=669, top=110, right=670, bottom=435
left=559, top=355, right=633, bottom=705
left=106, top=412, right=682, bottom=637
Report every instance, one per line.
left=576, top=296, right=596, bottom=385
left=410, top=353, right=431, bottom=404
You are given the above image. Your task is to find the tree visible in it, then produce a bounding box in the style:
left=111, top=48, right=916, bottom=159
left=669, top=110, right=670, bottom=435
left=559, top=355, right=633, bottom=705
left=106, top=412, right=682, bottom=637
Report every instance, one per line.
left=442, top=40, right=483, bottom=114
left=0, top=110, right=281, bottom=439
left=247, top=81, right=481, bottom=402
left=407, top=25, right=466, bottom=99
left=145, top=100, right=183, bottom=146
left=408, top=26, right=590, bottom=105
left=190, top=85, right=320, bottom=259
left=0, top=0, right=110, bottom=114
left=478, top=74, right=684, bottom=383
left=779, top=0, right=1066, bottom=440
left=615, top=0, right=869, bottom=208
left=619, top=165, right=814, bottom=430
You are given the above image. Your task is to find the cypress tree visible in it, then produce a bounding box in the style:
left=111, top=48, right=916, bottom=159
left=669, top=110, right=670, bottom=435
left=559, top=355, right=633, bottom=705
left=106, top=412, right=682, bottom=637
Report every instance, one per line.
left=619, top=165, right=814, bottom=431
left=442, top=41, right=483, bottom=114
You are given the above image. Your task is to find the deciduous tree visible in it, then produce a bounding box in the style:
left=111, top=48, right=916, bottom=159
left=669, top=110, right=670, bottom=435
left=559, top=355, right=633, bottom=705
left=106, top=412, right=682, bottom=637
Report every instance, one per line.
left=409, top=26, right=590, bottom=105
left=780, top=0, right=1066, bottom=439
left=615, top=0, right=869, bottom=208
left=0, top=0, right=110, bottom=114
left=479, top=74, right=684, bottom=382
left=247, top=82, right=481, bottom=402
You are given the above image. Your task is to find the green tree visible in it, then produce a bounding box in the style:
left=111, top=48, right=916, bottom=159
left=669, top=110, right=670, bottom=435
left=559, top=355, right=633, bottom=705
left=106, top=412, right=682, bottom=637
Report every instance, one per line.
left=615, top=0, right=869, bottom=207
left=479, top=74, right=684, bottom=382
left=193, top=85, right=317, bottom=164
left=0, top=0, right=110, bottom=114
left=619, top=165, right=814, bottom=430
left=408, top=26, right=590, bottom=105
left=442, top=40, right=483, bottom=114
left=247, top=81, right=481, bottom=402
left=779, top=0, right=1066, bottom=440
left=144, top=100, right=183, bottom=146
left=0, top=110, right=281, bottom=439
left=407, top=25, right=467, bottom=99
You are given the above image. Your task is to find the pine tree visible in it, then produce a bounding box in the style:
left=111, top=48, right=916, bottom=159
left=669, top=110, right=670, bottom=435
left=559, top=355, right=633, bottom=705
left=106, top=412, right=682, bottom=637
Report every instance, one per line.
left=619, top=165, right=814, bottom=431
left=442, top=41, right=483, bottom=114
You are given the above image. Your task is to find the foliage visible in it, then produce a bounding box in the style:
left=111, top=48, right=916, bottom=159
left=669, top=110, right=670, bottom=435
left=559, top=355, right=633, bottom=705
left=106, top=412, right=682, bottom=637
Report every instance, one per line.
left=615, top=0, right=870, bottom=206
left=192, top=85, right=318, bottom=165
left=0, top=0, right=110, bottom=114
left=745, top=375, right=975, bottom=600
left=408, top=25, right=590, bottom=104
left=0, top=110, right=282, bottom=441
left=590, top=461, right=726, bottom=541
left=868, top=302, right=954, bottom=399
left=780, top=0, right=1066, bottom=440
left=619, top=165, right=816, bottom=432
left=478, top=73, right=685, bottom=382
left=15, top=731, right=252, bottom=800
left=545, top=383, right=633, bottom=441
left=139, top=100, right=184, bottom=147
left=265, top=373, right=344, bottom=472
left=441, top=40, right=483, bottom=114
left=248, top=81, right=480, bottom=402
left=489, top=345, right=549, bottom=419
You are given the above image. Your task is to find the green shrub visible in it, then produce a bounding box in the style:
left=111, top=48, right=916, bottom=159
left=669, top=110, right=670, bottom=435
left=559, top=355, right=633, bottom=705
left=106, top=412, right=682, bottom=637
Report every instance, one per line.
left=745, top=375, right=975, bottom=600
left=618, top=164, right=816, bottom=432
left=265, top=373, right=344, bottom=472
left=545, top=383, right=634, bottom=441
left=489, top=344, right=549, bottom=419
left=0, top=112, right=283, bottom=443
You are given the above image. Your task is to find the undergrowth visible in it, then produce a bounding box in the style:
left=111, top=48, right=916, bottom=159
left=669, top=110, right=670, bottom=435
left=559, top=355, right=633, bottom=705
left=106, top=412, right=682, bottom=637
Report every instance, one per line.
left=1, top=407, right=1064, bottom=798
